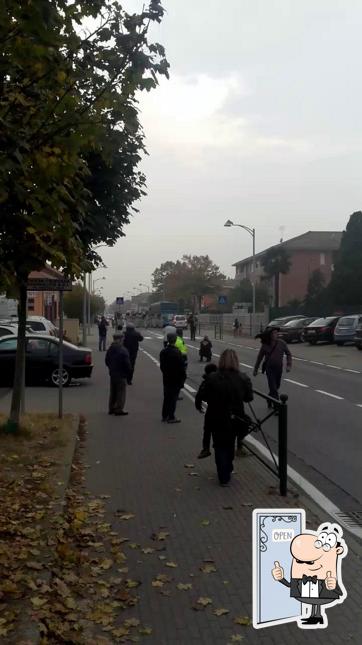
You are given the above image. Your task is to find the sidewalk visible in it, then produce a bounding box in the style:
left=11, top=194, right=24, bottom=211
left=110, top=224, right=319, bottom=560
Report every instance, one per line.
left=84, top=346, right=362, bottom=645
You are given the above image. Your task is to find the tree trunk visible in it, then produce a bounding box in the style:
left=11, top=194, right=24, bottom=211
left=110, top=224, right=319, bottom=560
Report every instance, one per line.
left=9, top=279, right=28, bottom=429
left=274, top=273, right=280, bottom=308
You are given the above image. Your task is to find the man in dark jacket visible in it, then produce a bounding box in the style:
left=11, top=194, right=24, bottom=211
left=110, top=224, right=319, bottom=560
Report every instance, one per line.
left=98, top=316, right=109, bottom=351
left=123, top=322, right=144, bottom=385
left=105, top=333, right=132, bottom=415
left=159, top=334, right=186, bottom=424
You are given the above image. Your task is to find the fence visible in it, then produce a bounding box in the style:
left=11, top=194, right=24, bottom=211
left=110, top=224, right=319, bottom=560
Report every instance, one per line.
left=198, top=312, right=268, bottom=338
left=243, top=390, right=288, bottom=496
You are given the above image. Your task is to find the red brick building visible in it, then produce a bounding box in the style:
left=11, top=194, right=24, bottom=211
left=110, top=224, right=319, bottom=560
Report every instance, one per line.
left=27, top=266, right=63, bottom=322
left=233, top=231, right=342, bottom=307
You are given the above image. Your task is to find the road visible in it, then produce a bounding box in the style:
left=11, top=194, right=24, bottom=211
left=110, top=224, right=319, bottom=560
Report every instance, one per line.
left=0, top=329, right=361, bottom=514
left=141, top=330, right=362, bottom=513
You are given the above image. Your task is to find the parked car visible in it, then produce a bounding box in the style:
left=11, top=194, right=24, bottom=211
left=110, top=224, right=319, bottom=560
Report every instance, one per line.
left=278, top=317, right=318, bottom=343
left=171, top=315, right=188, bottom=330
left=9, top=316, right=58, bottom=336
left=0, top=324, right=18, bottom=337
left=304, top=316, right=340, bottom=345
left=267, top=315, right=307, bottom=329
left=334, top=315, right=362, bottom=346
left=355, top=319, right=362, bottom=350
left=0, top=335, right=93, bottom=387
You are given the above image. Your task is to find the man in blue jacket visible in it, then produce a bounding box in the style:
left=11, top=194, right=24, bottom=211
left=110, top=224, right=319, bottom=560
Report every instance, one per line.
left=105, top=333, right=132, bottom=416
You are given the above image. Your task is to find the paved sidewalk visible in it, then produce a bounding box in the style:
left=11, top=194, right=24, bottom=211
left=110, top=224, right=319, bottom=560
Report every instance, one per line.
left=85, top=348, right=362, bottom=645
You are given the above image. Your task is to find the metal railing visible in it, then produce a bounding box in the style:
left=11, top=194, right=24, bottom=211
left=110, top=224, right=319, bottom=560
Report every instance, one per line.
left=243, top=390, right=288, bottom=496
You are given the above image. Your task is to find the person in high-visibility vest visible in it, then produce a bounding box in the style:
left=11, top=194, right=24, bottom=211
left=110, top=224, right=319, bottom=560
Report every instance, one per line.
left=175, top=328, right=187, bottom=398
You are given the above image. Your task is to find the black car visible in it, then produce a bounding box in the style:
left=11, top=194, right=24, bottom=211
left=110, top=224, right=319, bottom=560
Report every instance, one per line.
left=267, top=315, right=307, bottom=329
left=278, top=317, right=318, bottom=343
left=355, top=320, right=362, bottom=350
left=0, top=335, right=93, bottom=387
left=304, top=316, right=340, bottom=345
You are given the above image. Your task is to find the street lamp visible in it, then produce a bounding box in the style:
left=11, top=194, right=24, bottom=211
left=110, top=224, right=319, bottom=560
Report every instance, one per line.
left=224, top=219, right=256, bottom=334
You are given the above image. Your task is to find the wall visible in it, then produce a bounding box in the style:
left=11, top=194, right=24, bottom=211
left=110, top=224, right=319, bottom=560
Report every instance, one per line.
left=279, top=250, right=334, bottom=306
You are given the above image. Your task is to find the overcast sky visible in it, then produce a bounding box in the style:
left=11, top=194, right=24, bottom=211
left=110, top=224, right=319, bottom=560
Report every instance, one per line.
left=96, top=0, right=362, bottom=302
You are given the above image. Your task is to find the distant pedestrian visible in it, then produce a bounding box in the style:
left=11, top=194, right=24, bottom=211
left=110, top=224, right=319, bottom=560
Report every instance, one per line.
left=195, top=362, right=218, bottom=459
left=188, top=313, right=197, bottom=341
left=105, top=333, right=132, bottom=416
left=159, top=334, right=186, bottom=424
left=199, top=335, right=212, bottom=362
left=98, top=316, right=109, bottom=351
left=253, top=327, right=292, bottom=406
left=233, top=317, right=240, bottom=337
left=201, top=349, right=253, bottom=486
left=123, top=322, right=144, bottom=385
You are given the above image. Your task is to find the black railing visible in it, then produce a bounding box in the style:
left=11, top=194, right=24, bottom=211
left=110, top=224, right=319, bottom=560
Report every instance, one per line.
left=244, top=390, right=288, bottom=496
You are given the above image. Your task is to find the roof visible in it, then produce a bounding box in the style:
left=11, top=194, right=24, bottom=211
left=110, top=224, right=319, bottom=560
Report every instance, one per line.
left=233, top=231, right=342, bottom=267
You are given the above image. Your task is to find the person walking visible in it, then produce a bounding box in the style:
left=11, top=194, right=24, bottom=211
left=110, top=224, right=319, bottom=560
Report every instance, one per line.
left=233, top=317, right=240, bottom=337
left=199, top=335, right=212, bottom=362
left=188, top=313, right=197, bottom=341
left=253, top=327, right=292, bottom=405
left=195, top=362, right=218, bottom=459
left=163, top=322, right=176, bottom=348
left=123, top=322, right=144, bottom=385
left=201, top=349, right=253, bottom=486
left=98, top=316, right=109, bottom=351
left=159, top=333, right=186, bottom=424
left=105, top=332, right=132, bottom=416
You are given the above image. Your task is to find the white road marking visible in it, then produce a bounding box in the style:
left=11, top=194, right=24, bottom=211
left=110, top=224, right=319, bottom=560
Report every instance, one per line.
left=284, top=378, right=309, bottom=388
left=141, top=346, right=362, bottom=540
left=315, top=390, right=344, bottom=400
left=326, top=364, right=342, bottom=370
left=240, top=362, right=252, bottom=369
left=356, top=404, right=362, bottom=408
left=184, top=384, right=196, bottom=393
left=310, top=361, right=325, bottom=366
left=345, top=368, right=360, bottom=374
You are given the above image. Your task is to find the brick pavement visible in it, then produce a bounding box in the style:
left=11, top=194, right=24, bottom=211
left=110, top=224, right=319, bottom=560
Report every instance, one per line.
left=84, top=344, right=362, bottom=645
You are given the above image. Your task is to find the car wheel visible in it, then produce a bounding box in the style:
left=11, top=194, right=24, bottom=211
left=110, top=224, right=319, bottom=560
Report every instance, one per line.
left=309, top=339, right=317, bottom=345
left=50, top=367, right=71, bottom=387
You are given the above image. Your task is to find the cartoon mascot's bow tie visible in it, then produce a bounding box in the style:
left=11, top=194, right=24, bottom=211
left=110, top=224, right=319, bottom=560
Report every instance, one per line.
left=302, top=574, right=318, bottom=584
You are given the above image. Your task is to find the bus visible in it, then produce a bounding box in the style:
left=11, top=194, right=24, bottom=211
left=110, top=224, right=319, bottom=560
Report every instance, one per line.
left=148, top=301, right=178, bottom=327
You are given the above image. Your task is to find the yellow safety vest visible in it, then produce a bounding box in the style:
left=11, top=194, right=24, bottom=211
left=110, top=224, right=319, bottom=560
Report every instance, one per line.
left=175, top=336, right=187, bottom=355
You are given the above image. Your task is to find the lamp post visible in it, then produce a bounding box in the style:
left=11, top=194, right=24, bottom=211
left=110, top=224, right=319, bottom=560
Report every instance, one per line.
left=224, top=219, right=256, bottom=335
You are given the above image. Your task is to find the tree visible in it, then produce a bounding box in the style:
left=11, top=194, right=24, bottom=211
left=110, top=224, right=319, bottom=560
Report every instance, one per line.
left=151, top=255, right=225, bottom=310
left=229, top=278, right=269, bottom=310
left=63, top=284, right=105, bottom=322
left=0, top=0, right=168, bottom=428
left=261, top=247, right=292, bottom=307
left=304, top=269, right=326, bottom=312
left=329, top=212, right=362, bottom=306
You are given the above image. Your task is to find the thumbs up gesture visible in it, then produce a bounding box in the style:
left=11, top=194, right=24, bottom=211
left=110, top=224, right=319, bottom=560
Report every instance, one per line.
left=272, top=561, right=284, bottom=581
left=325, top=570, right=337, bottom=590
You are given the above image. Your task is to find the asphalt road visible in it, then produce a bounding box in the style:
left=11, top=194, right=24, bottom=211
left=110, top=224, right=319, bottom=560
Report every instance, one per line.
left=0, top=329, right=361, bottom=515
left=141, top=331, right=362, bottom=513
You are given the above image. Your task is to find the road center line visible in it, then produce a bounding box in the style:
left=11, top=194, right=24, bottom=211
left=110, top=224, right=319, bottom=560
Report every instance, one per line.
left=326, top=364, right=342, bottom=370
left=310, top=361, right=325, bottom=366
left=315, top=390, right=344, bottom=400
left=345, top=368, right=360, bottom=374
left=284, top=378, right=309, bottom=388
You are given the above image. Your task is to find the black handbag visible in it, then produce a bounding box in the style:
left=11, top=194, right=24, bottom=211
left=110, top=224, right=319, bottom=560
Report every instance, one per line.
left=230, top=412, right=253, bottom=440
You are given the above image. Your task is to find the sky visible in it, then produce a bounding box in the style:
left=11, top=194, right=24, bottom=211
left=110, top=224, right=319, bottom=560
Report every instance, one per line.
left=95, top=0, right=362, bottom=302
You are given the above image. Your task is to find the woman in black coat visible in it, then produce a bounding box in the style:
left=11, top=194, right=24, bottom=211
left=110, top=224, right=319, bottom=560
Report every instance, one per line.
left=202, top=349, right=253, bottom=486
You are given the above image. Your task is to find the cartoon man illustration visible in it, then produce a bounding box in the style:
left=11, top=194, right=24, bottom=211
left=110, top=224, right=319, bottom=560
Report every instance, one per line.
left=271, top=522, right=347, bottom=628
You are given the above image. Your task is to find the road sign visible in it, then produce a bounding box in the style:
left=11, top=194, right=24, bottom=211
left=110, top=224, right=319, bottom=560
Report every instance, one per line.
left=218, top=295, right=228, bottom=305
left=27, top=278, right=72, bottom=291
left=116, top=297, right=124, bottom=305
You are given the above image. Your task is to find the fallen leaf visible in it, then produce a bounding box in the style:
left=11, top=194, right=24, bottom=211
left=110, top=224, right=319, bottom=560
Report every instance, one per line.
left=139, top=626, right=152, bottom=635
left=158, top=555, right=166, bottom=561
left=151, top=580, right=164, bottom=588
left=99, top=559, right=113, bottom=570
left=112, top=627, right=129, bottom=638
left=30, top=596, right=48, bottom=608
left=26, top=561, right=43, bottom=570
left=141, top=547, right=154, bottom=554
left=156, top=574, right=172, bottom=583
left=165, top=561, right=178, bottom=568
left=241, top=503, right=253, bottom=507
left=196, top=596, right=212, bottom=607
left=125, top=579, right=141, bottom=589
left=124, top=618, right=140, bottom=628
left=151, top=531, right=169, bottom=541
left=176, top=583, right=192, bottom=590
left=213, top=608, right=230, bottom=616
left=201, top=519, right=210, bottom=526
left=234, top=616, right=252, bottom=626
left=184, top=464, right=195, bottom=468
left=159, top=589, right=171, bottom=596
left=188, top=472, right=199, bottom=477
left=119, top=513, right=135, bottom=521
left=229, top=636, right=244, bottom=643
left=200, top=563, right=216, bottom=574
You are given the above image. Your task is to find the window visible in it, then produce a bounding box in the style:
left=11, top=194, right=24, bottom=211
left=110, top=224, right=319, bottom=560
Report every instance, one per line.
left=0, top=327, right=15, bottom=337
left=26, top=339, right=50, bottom=354
left=0, top=338, right=17, bottom=351
left=26, top=321, right=45, bottom=331
left=320, top=252, right=325, bottom=265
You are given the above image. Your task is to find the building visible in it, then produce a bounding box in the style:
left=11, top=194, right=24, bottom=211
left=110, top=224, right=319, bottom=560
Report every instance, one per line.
left=27, top=266, right=64, bottom=321
left=233, top=231, right=342, bottom=307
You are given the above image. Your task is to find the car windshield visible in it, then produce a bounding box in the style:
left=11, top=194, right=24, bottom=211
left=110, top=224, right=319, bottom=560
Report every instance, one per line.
left=309, top=317, right=336, bottom=326
left=337, top=317, right=355, bottom=326
left=27, top=321, right=44, bottom=331
left=283, top=319, right=305, bottom=328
